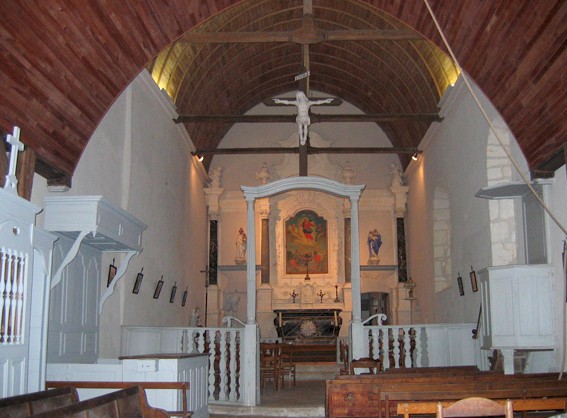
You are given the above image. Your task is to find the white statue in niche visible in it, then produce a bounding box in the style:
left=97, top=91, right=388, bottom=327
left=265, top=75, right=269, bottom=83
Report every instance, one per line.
left=342, top=161, right=356, bottom=184
left=390, top=164, right=404, bottom=187
left=273, top=91, right=335, bottom=145
left=235, top=227, right=247, bottom=264
left=209, top=166, right=222, bottom=188
left=256, top=162, right=272, bottom=184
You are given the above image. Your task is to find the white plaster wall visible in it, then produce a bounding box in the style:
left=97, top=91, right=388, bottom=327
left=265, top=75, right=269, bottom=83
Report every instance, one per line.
left=406, top=72, right=567, bottom=360
left=406, top=78, right=502, bottom=324
left=31, top=71, right=208, bottom=359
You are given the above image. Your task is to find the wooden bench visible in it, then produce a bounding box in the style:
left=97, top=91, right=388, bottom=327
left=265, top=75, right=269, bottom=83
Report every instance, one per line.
left=29, top=385, right=167, bottom=417
left=326, top=371, right=567, bottom=418
left=380, top=381, right=567, bottom=418
left=397, top=398, right=567, bottom=418
left=0, top=387, right=79, bottom=417
left=335, top=365, right=484, bottom=381
left=381, top=366, right=480, bottom=375
left=46, top=380, right=191, bottom=418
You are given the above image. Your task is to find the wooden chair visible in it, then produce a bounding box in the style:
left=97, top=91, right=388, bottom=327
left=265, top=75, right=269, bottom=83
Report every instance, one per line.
left=437, top=397, right=514, bottom=418
left=350, top=357, right=380, bottom=375
left=260, top=343, right=282, bottom=391
left=280, top=344, right=297, bottom=386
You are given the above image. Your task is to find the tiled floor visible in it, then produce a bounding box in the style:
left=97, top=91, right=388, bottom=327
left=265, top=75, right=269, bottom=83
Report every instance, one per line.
left=210, top=379, right=326, bottom=417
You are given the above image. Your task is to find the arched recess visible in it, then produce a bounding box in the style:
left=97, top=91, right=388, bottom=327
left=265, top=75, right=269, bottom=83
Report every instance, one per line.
left=241, top=177, right=365, bottom=324
left=433, top=186, right=451, bottom=292
left=271, top=190, right=343, bottom=284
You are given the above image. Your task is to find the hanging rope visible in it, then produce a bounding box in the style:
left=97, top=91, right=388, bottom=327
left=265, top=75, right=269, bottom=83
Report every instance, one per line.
left=423, top=0, right=567, bottom=377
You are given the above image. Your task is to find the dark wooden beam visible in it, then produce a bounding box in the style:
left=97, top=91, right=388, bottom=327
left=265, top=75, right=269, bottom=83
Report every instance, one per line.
left=179, top=29, right=422, bottom=45
left=262, top=97, right=342, bottom=106
left=180, top=31, right=291, bottom=44
left=0, top=138, right=8, bottom=188
left=531, top=144, right=566, bottom=179
left=194, top=147, right=299, bottom=155
left=178, top=12, right=422, bottom=46
left=16, top=146, right=36, bottom=200
left=299, top=141, right=308, bottom=176
left=325, top=30, right=423, bottom=42
left=174, top=113, right=442, bottom=124
left=192, top=146, right=421, bottom=156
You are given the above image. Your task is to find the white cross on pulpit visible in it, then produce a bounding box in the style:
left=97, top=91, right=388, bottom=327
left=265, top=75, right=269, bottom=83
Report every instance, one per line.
left=4, top=126, right=24, bottom=194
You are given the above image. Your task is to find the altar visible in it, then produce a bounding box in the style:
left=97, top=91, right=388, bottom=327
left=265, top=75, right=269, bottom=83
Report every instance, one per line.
left=273, top=309, right=342, bottom=344
left=273, top=309, right=342, bottom=362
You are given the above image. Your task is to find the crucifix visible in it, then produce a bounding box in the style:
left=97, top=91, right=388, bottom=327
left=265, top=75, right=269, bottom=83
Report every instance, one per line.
left=270, top=70, right=339, bottom=175
left=4, top=126, right=24, bottom=194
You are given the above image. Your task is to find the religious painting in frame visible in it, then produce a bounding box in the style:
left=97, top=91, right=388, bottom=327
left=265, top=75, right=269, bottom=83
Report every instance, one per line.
left=132, top=269, right=144, bottom=294
left=153, top=276, right=164, bottom=299
left=107, top=263, right=117, bottom=287
left=285, top=209, right=328, bottom=275
left=457, top=273, right=464, bottom=296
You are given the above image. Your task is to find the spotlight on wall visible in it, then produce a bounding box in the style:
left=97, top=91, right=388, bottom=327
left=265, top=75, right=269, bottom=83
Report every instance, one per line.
left=411, top=153, right=419, bottom=161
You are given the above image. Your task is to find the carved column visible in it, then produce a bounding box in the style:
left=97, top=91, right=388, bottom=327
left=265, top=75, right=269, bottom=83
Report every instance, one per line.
left=350, top=196, right=361, bottom=322
left=343, top=199, right=351, bottom=283
left=204, top=187, right=223, bottom=325
left=390, top=183, right=409, bottom=283
left=245, top=196, right=257, bottom=324
left=258, top=198, right=270, bottom=285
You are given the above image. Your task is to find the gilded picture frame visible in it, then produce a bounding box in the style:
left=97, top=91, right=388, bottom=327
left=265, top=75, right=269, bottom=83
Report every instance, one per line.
left=285, top=209, right=328, bottom=275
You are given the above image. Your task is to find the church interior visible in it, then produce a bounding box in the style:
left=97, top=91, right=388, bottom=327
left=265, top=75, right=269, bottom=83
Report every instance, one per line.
left=1, top=1, right=566, bottom=416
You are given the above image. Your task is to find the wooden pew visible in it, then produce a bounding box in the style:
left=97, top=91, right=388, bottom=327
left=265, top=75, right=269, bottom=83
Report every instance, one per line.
left=381, top=366, right=480, bottom=375
left=397, top=398, right=567, bottom=418
left=0, top=387, right=79, bottom=417
left=46, top=380, right=191, bottom=418
left=326, top=371, right=567, bottom=418
left=29, top=385, right=168, bottom=417
left=380, top=381, right=567, bottom=418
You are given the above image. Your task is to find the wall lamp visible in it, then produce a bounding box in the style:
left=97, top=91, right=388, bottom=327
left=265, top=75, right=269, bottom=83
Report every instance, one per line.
left=411, top=153, right=419, bottom=161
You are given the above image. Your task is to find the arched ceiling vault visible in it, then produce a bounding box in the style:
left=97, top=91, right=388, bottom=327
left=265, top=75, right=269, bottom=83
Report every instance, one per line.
left=0, top=0, right=564, bottom=187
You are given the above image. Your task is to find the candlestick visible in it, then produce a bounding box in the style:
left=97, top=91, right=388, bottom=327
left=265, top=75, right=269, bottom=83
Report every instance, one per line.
left=334, top=284, right=341, bottom=302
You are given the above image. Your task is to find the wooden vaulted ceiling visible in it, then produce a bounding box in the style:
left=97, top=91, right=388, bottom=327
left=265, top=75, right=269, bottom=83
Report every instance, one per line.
left=149, top=0, right=457, bottom=170
left=0, top=1, right=565, bottom=188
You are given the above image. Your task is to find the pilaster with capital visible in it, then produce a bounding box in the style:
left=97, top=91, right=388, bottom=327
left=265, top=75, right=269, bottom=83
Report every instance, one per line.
left=390, top=184, right=409, bottom=217
left=257, top=197, right=270, bottom=219
left=204, top=187, right=224, bottom=220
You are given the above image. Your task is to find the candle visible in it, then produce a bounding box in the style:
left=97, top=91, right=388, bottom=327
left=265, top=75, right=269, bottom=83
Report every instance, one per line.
left=279, top=312, right=282, bottom=327
left=334, top=311, right=337, bottom=326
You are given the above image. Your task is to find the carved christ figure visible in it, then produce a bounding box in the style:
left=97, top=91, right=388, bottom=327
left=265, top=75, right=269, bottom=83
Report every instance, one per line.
left=273, top=91, right=335, bottom=145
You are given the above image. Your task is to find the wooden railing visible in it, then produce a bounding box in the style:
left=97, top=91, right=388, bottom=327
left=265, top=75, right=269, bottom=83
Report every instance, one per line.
left=122, top=319, right=245, bottom=405
left=122, top=319, right=485, bottom=407
left=359, top=316, right=484, bottom=370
